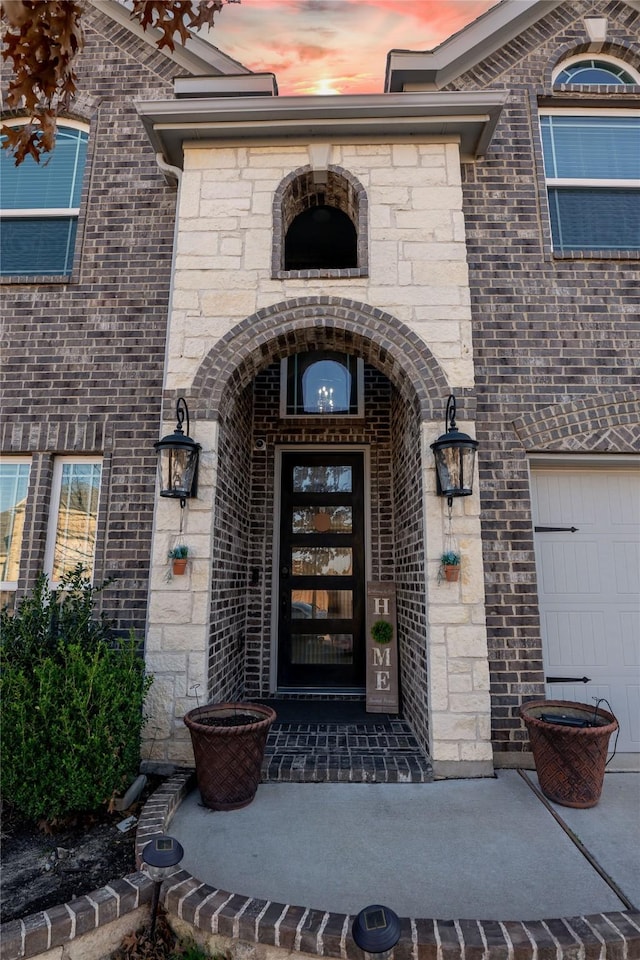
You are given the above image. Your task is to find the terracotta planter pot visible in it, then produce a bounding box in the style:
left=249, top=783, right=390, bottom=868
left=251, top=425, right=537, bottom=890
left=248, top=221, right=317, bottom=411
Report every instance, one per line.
left=172, top=558, right=188, bottom=575
left=184, top=702, right=276, bottom=810
left=520, top=699, right=618, bottom=808
left=443, top=564, right=460, bottom=582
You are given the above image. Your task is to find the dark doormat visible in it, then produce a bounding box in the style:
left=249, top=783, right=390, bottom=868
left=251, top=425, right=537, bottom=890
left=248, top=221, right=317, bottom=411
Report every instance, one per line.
left=252, top=698, right=397, bottom=725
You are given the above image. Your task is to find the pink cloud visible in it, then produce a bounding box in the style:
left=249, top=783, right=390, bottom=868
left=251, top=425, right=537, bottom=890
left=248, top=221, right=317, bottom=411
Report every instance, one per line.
left=212, top=0, right=499, bottom=95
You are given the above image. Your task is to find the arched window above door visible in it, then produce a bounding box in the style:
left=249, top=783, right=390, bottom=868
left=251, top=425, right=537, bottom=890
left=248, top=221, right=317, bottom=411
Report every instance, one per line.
left=273, top=166, right=368, bottom=278
left=281, top=351, right=364, bottom=417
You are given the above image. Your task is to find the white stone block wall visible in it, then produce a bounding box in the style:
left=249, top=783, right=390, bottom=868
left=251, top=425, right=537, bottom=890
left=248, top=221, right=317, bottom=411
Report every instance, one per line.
left=144, top=137, right=492, bottom=772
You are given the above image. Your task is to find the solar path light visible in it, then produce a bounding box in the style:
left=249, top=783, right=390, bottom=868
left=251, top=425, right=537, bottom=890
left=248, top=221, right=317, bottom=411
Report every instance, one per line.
left=141, top=835, right=184, bottom=939
left=352, top=904, right=401, bottom=960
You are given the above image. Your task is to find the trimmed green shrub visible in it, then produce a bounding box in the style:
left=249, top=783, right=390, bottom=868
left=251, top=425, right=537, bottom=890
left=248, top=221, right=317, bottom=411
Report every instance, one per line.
left=0, top=566, right=151, bottom=822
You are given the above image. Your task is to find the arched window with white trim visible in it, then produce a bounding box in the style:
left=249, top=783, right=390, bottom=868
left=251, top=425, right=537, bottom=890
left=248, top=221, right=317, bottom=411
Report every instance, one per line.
left=554, top=56, right=640, bottom=86
left=0, top=122, right=89, bottom=277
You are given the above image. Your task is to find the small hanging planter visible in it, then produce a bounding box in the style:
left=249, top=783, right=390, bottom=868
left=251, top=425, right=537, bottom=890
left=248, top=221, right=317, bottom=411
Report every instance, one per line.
left=167, top=544, right=189, bottom=578
left=439, top=551, right=461, bottom=582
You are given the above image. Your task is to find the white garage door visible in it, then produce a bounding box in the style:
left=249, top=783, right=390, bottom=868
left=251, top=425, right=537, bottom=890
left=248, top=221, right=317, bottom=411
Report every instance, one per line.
left=531, top=464, right=640, bottom=753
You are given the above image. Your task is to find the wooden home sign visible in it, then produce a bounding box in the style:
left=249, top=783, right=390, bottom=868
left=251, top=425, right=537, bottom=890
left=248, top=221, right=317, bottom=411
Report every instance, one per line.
left=365, top=582, right=399, bottom=713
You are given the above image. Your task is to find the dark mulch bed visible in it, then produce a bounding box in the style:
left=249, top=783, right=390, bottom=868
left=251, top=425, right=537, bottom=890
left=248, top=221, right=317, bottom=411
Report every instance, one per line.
left=0, top=777, right=163, bottom=924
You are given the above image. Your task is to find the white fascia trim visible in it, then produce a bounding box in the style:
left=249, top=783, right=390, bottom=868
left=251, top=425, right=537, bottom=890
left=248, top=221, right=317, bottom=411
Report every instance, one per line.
left=529, top=453, right=640, bottom=469
left=174, top=74, right=278, bottom=98
left=89, top=0, right=251, bottom=77
left=136, top=90, right=506, bottom=167
left=1, top=208, right=80, bottom=217
left=385, top=0, right=564, bottom=91
left=539, top=107, right=640, bottom=117
left=546, top=179, right=640, bottom=187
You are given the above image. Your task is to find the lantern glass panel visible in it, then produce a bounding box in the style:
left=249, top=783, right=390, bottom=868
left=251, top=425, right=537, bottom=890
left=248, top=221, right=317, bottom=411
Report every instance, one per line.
left=435, top=444, right=476, bottom=497
left=158, top=447, right=198, bottom=498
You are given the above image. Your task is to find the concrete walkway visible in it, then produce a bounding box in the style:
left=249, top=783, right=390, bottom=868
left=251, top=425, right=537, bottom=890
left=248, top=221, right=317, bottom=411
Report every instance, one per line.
left=169, top=769, right=639, bottom=921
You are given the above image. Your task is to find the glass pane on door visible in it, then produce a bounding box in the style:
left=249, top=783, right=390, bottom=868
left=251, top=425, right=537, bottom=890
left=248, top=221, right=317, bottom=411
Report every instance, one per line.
left=291, top=589, right=353, bottom=619
left=292, top=547, right=353, bottom=576
left=292, top=465, right=352, bottom=492
left=292, top=506, right=352, bottom=534
left=291, top=634, right=354, bottom=665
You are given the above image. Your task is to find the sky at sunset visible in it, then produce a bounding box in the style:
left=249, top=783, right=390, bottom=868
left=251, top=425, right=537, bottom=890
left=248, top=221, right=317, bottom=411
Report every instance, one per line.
left=207, top=0, right=500, bottom=96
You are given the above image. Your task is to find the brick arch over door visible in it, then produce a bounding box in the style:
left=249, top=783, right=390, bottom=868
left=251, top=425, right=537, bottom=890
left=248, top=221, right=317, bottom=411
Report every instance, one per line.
left=189, top=297, right=457, bottom=422
left=513, top=392, right=640, bottom=452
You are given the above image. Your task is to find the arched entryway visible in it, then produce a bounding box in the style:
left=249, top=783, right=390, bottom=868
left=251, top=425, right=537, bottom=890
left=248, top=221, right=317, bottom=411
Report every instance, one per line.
left=187, top=298, right=459, bottom=758
left=146, top=298, right=492, bottom=777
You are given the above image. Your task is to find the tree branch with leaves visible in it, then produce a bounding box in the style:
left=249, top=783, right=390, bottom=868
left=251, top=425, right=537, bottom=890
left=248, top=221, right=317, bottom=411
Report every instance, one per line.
left=1, top=0, right=236, bottom=164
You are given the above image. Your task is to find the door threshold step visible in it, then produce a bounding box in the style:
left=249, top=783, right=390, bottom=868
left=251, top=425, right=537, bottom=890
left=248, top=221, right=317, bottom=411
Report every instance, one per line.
left=262, top=718, right=433, bottom=783
left=262, top=754, right=433, bottom=783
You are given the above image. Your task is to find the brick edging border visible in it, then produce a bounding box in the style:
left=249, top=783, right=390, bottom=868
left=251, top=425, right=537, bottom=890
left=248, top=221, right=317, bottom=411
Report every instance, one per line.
left=3, top=774, right=638, bottom=960
left=0, top=873, right=153, bottom=960
left=138, top=773, right=640, bottom=960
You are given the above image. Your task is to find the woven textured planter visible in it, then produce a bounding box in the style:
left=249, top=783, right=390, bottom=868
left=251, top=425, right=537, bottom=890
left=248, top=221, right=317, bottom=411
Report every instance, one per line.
left=520, top=699, right=618, bottom=808
left=184, top=702, right=276, bottom=811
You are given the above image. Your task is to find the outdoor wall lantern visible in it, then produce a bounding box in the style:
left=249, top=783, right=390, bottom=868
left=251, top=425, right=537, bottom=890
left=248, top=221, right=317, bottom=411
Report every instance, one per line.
left=352, top=904, right=401, bottom=959
left=141, top=835, right=184, bottom=938
left=154, top=397, right=201, bottom=507
left=430, top=394, right=479, bottom=506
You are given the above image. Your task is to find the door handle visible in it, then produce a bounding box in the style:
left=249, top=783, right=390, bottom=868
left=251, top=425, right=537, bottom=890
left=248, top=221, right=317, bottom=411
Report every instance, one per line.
left=280, top=565, right=289, bottom=578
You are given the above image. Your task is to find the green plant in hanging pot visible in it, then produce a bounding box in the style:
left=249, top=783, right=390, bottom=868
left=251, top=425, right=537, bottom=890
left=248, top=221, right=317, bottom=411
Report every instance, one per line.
left=168, top=543, right=189, bottom=576
left=440, top=551, right=461, bottom=582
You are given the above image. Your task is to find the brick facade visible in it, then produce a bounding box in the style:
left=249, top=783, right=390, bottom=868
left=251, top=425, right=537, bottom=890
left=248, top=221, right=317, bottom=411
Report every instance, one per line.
left=1, top=5, right=181, bottom=629
left=3, top=0, right=637, bottom=775
left=446, top=0, right=640, bottom=757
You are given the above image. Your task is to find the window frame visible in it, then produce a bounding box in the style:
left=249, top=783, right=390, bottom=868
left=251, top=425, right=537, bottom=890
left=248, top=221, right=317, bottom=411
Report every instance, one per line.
left=44, top=457, right=103, bottom=587
left=0, top=118, right=89, bottom=279
left=280, top=355, right=365, bottom=419
left=0, top=457, right=31, bottom=593
left=552, top=55, right=640, bottom=87
left=539, top=107, right=640, bottom=255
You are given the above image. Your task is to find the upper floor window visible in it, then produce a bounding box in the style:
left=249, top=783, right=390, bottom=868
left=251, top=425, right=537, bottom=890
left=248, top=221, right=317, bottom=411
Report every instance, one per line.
left=273, top=166, right=368, bottom=278
left=285, top=205, right=357, bottom=270
left=281, top=352, right=364, bottom=417
left=0, top=459, right=31, bottom=599
left=0, top=122, right=88, bottom=277
left=44, top=458, right=102, bottom=585
left=540, top=112, right=640, bottom=253
left=554, top=58, right=639, bottom=86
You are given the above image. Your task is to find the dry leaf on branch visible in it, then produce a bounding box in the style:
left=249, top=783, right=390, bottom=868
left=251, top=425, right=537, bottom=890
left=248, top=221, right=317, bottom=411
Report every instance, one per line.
left=1, top=0, right=237, bottom=164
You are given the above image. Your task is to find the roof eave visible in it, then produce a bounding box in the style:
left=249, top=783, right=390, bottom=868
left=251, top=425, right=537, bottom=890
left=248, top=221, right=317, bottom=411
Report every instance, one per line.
left=136, top=91, right=506, bottom=168
left=89, top=0, right=251, bottom=76
left=385, top=0, right=565, bottom=91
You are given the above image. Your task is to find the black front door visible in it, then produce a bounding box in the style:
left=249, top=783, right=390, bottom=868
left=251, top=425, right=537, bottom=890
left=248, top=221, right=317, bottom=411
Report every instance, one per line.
left=278, top=452, right=365, bottom=689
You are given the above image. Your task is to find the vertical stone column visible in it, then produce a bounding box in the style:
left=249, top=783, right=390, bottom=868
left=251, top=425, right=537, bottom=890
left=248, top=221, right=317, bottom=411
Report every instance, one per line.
left=143, top=420, right=219, bottom=767
left=422, top=421, right=493, bottom=778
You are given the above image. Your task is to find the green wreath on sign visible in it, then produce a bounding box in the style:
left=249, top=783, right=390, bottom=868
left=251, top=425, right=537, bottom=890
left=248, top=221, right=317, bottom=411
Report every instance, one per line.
left=371, top=619, right=393, bottom=645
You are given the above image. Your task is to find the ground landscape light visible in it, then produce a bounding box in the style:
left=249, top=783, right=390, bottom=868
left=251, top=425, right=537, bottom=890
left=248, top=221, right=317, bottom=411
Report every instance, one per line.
left=430, top=394, right=479, bottom=507
left=154, top=396, right=201, bottom=507
left=141, top=835, right=184, bottom=938
left=352, top=904, right=401, bottom=956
